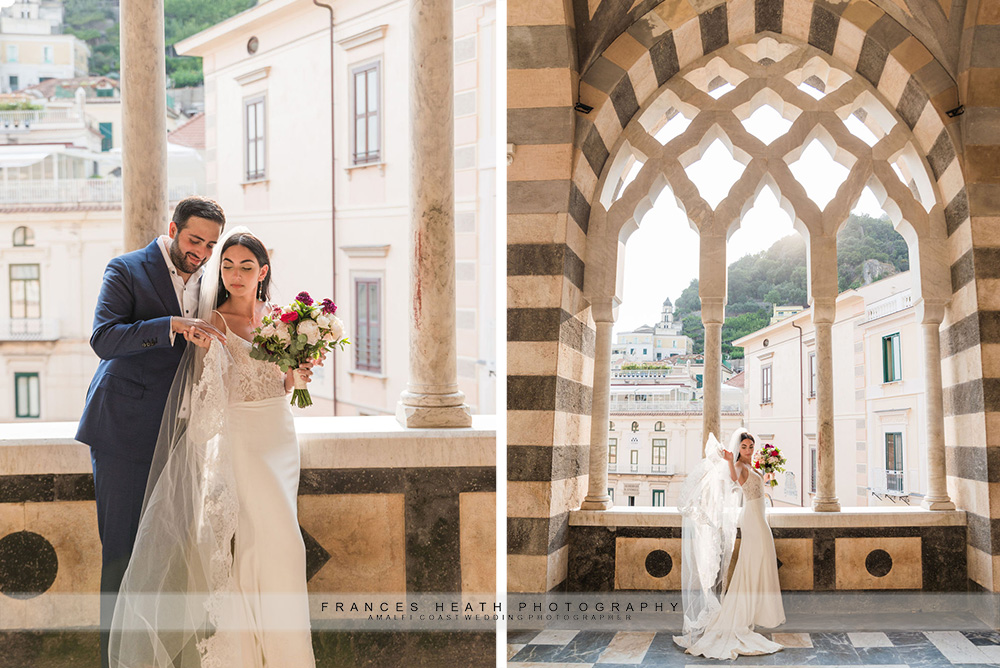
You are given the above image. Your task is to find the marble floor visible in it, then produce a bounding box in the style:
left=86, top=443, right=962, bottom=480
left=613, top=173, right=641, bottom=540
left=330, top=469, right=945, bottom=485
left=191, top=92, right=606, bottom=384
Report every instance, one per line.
left=507, top=630, right=1000, bottom=667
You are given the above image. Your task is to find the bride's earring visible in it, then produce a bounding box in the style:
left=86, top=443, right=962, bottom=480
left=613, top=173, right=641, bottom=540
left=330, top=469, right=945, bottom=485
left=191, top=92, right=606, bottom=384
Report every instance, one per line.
left=257, top=281, right=263, bottom=299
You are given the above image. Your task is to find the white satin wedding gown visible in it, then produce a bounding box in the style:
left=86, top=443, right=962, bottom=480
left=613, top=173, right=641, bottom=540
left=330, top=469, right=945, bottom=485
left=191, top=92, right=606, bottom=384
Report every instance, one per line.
left=683, top=467, right=785, bottom=660
left=207, top=318, right=316, bottom=667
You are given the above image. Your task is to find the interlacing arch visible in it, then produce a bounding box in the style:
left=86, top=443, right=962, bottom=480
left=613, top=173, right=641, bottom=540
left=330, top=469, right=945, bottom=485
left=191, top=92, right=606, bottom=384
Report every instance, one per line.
left=583, top=32, right=951, bottom=310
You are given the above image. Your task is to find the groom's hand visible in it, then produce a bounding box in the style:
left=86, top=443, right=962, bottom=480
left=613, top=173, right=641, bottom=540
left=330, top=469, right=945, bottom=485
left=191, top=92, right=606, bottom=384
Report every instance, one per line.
left=171, top=317, right=226, bottom=348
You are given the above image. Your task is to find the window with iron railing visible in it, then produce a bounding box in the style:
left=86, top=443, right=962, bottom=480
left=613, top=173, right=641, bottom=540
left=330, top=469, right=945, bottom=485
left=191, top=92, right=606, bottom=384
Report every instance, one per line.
left=608, top=438, right=617, bottom=465
left=652, top=439, right=667, bottom=466
left=885, top=432, right=903, bottom=493
left=352, top=61, right=381, bottom=165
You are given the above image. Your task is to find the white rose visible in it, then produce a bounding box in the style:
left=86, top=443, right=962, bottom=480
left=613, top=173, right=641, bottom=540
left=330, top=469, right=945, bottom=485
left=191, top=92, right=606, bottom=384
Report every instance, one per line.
left=316, top=314, right=331, bottom=329
left=298, top=319, right=321, bottom=346
left=275, top=324, right=292, bottom=345
left=260, top=323, right=277, bottom=338
left=323, top=315, right=345, bottom=342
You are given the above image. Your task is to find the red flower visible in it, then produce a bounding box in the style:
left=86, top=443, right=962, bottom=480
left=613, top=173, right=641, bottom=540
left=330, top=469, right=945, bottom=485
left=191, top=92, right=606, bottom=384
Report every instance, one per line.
left=754, top=461, right=761, bottom=469
left=280, top=311, right=299, bottom=323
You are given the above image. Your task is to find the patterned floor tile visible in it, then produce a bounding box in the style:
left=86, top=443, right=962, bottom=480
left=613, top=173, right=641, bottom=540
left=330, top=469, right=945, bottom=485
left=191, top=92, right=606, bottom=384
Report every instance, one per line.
left=925, top=631, right=996, bottom=664
left=529, top=630, right=581, bottom=646
left=773, top=633, right=813, bottom=648
left=509, top=644, right=526, bottom=660
left=963, top=631, right=1000, bottom=647
left=848, top=633, right=893, bottom=648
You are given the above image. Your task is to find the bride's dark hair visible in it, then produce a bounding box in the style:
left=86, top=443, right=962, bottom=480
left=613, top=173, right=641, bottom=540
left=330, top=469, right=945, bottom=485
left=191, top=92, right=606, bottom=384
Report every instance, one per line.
left=215, top=233, right=272, bottom=306
left=738, top=432, right=755, bottom=463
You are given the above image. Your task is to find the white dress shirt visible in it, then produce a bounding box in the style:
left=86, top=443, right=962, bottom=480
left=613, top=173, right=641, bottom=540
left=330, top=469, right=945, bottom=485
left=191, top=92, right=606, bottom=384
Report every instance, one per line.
left=157, top=234, right=206, bottom=345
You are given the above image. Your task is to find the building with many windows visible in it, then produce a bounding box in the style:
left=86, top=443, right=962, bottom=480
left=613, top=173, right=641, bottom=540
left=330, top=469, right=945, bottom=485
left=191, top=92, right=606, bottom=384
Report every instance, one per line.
left=735, top=271, right=928, bottom=508
left=176, top=0, right=496, bottom=416
left=0, top=0, right=88, bottom=93
left=612, top=298, right=694, bottom=364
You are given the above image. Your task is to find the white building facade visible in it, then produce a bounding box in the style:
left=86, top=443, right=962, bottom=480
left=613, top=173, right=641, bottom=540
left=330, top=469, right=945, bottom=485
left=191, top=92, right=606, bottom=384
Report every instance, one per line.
left=612, top=298, right=693, bottom=364
left=176, top=0, right=496, bottom=416
left=0, top=0, right=88, bottom=93
left=735, top=272, right=928, bottom=508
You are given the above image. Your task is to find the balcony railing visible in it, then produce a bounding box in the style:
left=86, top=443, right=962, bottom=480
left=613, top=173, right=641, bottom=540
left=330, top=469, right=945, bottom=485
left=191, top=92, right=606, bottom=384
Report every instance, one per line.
left=607, top=462, right=617, bottom=472
left=609, top=399, right=742, bottom=413
left=0, top=178, right=199, bottom=204
left=0, top=318, right=59, bottom=341
left=865, top=290, right=913, bottom=322
left=0, top=108, right=86, bottom=131
left=871, top=468, right=906, bottom=495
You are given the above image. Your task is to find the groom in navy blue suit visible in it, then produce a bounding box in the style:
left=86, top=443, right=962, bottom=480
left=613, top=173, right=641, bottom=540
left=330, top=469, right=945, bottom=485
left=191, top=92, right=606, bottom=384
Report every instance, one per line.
left=77, top=196, right=227, bottom=668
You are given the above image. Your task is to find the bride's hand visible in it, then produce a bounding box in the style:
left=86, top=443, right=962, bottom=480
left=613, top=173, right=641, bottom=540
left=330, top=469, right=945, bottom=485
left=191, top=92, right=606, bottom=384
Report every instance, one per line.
left=182, top=325, right=213, bottom=349
left=722, top=450, right=734, bottom=463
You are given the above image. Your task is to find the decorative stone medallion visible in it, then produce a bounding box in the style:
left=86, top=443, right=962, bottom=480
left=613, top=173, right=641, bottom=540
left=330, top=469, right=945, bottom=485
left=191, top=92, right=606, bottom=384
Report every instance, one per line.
left=0, top=531, right=58, bottom=599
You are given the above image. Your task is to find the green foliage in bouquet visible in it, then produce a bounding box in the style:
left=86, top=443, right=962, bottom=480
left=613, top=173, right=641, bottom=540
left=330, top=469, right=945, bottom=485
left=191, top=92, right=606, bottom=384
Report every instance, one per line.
left=248, top=292, right=350, bottom=408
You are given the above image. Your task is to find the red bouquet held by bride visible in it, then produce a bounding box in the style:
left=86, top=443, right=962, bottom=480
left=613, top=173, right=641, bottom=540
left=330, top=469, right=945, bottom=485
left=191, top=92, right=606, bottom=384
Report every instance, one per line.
left=249, top=292, right=350, bottom=408
left=753, top=443, right=786, bottom=488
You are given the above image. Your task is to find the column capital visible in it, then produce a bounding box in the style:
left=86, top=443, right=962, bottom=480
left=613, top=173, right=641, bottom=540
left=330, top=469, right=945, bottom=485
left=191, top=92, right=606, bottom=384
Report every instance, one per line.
left=811, top=299, right=836, bottom=324
left=700, top=298, right=725, bottom=324
left=916, top=299, right=947, bottom=325
left=591, top=297, right=620, bottom=324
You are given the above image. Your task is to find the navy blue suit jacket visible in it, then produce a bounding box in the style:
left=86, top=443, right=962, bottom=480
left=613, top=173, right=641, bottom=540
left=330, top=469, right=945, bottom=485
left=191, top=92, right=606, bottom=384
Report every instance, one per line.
left=76, top=240, right=187, bottom=463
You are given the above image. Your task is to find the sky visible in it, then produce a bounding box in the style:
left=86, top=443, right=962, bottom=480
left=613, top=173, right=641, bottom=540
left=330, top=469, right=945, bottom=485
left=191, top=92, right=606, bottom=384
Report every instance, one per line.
left=613, top=111, right=889, bottom=335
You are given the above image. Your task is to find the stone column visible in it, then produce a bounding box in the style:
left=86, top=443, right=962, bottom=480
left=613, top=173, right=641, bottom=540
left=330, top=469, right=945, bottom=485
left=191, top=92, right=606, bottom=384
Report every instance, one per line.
left=120, top=0, right=168, bottom=252
left=918, top=301, right=956, bottom=510
left=396, top=0, right=472, bottom=428
left=700, top=235, right=727, bottom=445
left=810, top=236, right=840, bottom=511
left=582, top=301, right=615, bottom=510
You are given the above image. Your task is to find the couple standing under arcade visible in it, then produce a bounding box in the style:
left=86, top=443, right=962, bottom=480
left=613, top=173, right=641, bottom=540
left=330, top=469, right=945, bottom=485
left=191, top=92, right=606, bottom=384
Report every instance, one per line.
left=77, top=197, right=320, bottom=668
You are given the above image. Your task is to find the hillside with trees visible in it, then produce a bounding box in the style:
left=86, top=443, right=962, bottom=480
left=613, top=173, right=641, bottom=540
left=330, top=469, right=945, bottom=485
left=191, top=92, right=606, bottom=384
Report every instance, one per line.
left=64, top=0, right=255, bottom=86
left=673, top=213, right=909, bottom=359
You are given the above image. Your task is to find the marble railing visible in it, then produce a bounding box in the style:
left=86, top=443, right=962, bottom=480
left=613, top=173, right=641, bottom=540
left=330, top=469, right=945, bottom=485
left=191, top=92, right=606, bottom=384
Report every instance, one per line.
left=0, top=416, right=496, bottom=631
left=567, top=506, right=968, bottom=593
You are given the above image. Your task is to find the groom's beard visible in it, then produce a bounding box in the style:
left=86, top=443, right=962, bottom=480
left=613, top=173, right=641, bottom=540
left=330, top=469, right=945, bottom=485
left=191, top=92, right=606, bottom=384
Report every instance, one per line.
left=169, top=238, right=207, bottom=275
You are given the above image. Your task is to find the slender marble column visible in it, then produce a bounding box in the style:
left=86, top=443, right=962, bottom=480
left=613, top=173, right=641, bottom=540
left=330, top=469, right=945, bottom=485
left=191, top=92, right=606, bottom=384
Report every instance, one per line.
left=582, top=303, right=615, bottom=510
left=396, top=0, right=471, bottom=428
left=918, top=301, right=955, bottom=510
left=810, top=236, right=840, bottom=511
left=700, top=235, right=727, bottom=446
left=120, top=0, right=168, bottom=251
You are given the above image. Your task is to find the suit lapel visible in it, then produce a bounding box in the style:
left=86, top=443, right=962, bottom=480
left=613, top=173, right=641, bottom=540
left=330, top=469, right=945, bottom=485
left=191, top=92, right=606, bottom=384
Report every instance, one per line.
left=141, top=240, right=182, bottom=317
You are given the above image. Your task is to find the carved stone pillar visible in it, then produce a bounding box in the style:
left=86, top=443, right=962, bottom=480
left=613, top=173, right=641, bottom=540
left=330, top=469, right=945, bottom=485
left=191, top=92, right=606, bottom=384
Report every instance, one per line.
left=810, top=235, right=840, bottom=511
left=120, top=0, right=168, bottom=251
left=396, top=0, right=471, bottom=428
left=918, top=300, right=955, bottom=510
left=581, top=300, right=615, bottom=510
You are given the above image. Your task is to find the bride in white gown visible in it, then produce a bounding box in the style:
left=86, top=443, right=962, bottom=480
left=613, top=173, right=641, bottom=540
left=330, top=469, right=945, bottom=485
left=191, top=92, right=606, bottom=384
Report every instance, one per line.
left=108, top=229, right=317, bottom=667
left=673, top=430, right=785, bottom=660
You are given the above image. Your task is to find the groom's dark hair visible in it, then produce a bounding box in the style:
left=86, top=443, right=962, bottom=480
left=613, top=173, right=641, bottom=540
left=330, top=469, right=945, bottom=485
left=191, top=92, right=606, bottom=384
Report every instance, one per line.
left=172, top=196, right=226, bottom=231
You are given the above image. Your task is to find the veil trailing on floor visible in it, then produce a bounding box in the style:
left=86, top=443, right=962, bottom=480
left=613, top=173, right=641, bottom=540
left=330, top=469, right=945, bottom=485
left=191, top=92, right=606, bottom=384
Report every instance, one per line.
left=673, top=430, right=752, bottom=648
left=108, top=227, right=253, bottom=667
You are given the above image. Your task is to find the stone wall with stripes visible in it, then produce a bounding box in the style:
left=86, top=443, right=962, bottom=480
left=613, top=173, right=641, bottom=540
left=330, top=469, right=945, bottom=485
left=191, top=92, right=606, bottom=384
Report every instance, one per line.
left=508, top=0, right=999, bottom=593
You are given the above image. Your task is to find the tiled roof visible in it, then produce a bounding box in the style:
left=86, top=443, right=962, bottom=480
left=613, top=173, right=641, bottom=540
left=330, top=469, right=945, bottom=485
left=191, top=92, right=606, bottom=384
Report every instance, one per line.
left=724, top=371, right=745, bottom=388
left=22, top=76, right=119, bottom=99
left=167, top=112, right=205, bottom=150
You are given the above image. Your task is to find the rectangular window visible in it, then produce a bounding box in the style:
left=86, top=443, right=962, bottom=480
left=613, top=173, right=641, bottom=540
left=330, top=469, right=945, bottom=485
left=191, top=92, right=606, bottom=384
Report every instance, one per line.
left=652, top=489, right=665, bottom=507
left=607, top=488, right=614, bottom=502
left=15, top=372, right=39, bottom=418
left=244, top=96, right=266, bottom=181
left=10, top=264, right=40, bottom=319
left=810, top=447, right=817, bottom=494
left=761, top=364, right=772, bottom=404
left=8, top=75, right=17, bottom=91
left=352, top=62, right=381, bottom=165
left=96, top=87, right=113, bottom=98
left=7, top=45, right=17, bottom=63
left=627, top=496, right=636, bottom=507
left=808, top=352, right=817, bottom=397
left=43, top=45, right=53, bottom=63
left=354, top=278, right=381, bottom=373
left=885, top=432, right=903, bottom=492
left=608, top=438, right=617, bottom=464
left=652, top=439, right=667, bottom=466
left=99, top=122, right=112, bottom=152
left=882, top=333, right=901, bottom=382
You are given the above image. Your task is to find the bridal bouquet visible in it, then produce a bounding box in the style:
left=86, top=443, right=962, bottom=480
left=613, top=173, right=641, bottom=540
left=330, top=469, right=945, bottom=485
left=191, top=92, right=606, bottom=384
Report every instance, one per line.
left=249, top=292, right=350, bottom=408
left=753, top=443, right=786, bottom=488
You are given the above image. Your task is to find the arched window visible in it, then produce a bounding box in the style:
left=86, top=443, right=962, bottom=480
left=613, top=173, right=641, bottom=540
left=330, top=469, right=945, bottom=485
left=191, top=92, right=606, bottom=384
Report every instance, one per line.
left=631, top=421, right=639, bottom=432
left=13, top=226, right=34, bottom=247
left=654, top=421, right=664, bottom=431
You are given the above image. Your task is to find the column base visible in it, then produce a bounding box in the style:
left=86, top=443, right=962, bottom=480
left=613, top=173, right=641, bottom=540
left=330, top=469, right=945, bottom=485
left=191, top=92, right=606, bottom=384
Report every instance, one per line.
left=580, top=496, right=613, bottom=510
left=921, top=497, right=956, bottom=511
left=396, top=401, right=472, bottom=428
left=812, top=497, right=841, bottom=512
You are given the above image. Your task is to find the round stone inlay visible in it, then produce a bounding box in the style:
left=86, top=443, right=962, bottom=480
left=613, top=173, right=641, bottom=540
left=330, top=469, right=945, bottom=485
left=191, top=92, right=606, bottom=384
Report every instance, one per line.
left=0, top=531, right=58, bottom=599
left=645, top=549, right=673, bottom=578
left=865, top=548, right=893, bottom=578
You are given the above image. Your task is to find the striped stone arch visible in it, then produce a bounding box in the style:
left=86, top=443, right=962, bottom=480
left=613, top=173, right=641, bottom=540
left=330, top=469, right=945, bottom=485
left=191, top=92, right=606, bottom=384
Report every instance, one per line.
left=569, top=0, right=967, bottom=246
